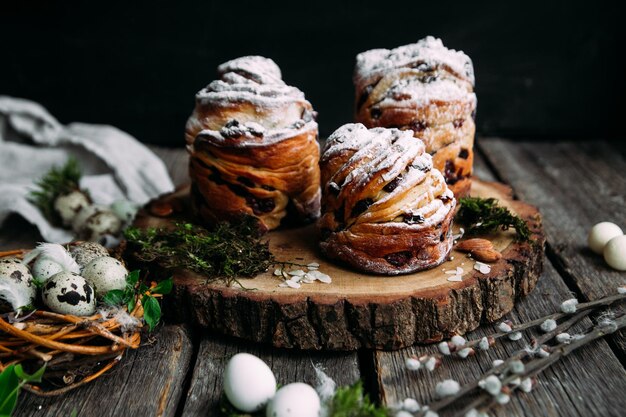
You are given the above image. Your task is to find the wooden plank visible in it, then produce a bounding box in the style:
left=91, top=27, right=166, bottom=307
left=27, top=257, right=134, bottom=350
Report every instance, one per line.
left=375, top=260, right=626, bottom=416
left=478, top=139, right=626, bottom=354
left=14, top=324, right=194, bottom=417
left=180, top=335, right=360, bottom=416
left=374, top=151, right=626, bottom=416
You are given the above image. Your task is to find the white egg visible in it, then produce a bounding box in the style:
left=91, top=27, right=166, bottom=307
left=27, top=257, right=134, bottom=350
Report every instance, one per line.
left=42, top=271, right=96, bottom=316
left=81, top=256, right=128, bottom=297
left=266, top=383, right=321, bottom=417
left=588, top=222, right=623, bottom=254
left=110, top=199, right=139, bottom=224
left=224, top=353, right=277, bottom=412
left=604, top=235, right=626, bottom=271
left=0, top=258, right=36, bottom=312
left=54, top=190, right=90, bottom=226
left=70, top=241, right=109, bottom=269
left=32, top=257, right=64, bottom=282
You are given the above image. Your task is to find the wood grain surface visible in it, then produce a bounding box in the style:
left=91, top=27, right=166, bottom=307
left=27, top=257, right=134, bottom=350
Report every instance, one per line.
left=13, top=325, right=193, bottom=417
left=132, top=178, right=544, bottom=350
left=478, top=139, right=626, bottom=356
left=2, top=142, right=625, bottom=417
left=180, top=335, right=360, bottom=417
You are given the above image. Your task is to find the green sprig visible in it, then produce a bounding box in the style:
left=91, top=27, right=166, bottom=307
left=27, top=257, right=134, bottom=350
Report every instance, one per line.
left=455, top=197, right=532, bottom=242
left=102, top=270, right=173, bottom=332
left=124, top=218, right=274, bottom=286
left=28, top=157, right=85, bottom=223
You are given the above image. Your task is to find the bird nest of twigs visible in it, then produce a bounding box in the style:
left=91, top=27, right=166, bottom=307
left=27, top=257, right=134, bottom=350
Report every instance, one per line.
left=0, top=249, right=147, bottom=397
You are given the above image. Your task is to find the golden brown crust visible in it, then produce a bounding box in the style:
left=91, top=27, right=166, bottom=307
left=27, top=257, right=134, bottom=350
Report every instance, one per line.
left=353, top=38, right=476, bottom=197
left=318, top=124, right=456, bottom=275
left=185, top=56, right=321, bottom=231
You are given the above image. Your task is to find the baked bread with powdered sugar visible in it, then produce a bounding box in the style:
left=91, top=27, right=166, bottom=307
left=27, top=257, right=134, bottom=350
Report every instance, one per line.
left=318, top=123, right=456, bottom=275
left=354, top=36, right=476, bottom=197
left=185, top=56, right=321, bottom=231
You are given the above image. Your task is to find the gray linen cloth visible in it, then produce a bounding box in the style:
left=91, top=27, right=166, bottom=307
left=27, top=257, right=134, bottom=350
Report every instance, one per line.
left=0, top=96, right=174, bottom=242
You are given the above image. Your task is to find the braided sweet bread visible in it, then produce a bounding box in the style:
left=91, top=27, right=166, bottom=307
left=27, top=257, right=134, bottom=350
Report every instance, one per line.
left=354, top=36, right=476, bottom=197
left=185, top=56, right=321, bottom=231
left=318, top=123, right=456, bottom=275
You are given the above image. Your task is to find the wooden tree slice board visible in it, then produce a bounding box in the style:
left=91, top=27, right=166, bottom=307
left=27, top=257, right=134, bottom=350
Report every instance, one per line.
left=132, top=179, right=545, bottom=351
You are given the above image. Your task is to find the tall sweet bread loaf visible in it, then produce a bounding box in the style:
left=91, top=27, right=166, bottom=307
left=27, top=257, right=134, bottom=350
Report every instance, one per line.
left=318, top=123, right=456, bottom=275
left=354, top=36, right=476, bottom=197
left=185, top=56, right=321, bottom=231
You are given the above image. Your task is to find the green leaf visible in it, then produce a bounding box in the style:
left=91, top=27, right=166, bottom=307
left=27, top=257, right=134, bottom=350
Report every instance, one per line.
left=152, top=277, right=173, bottom=295
left=102, top=289, right=126, bottom=306
left=0, top=365, right=18, bottom=415
left=127, top=297, right=136, bottom=313
left=13, top=365, right=45, bottom=383
left=142, top=295, right=161, bottom=332
left=126, top=270, right=140, bottom=286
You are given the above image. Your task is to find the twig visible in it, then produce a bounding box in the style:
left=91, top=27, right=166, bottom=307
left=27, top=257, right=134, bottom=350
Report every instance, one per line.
left=426, top=309, right=592, bottom=415
left=451, top=314, right=626, bottom=417
left=23, top=354, right=124, bottom=397
left=461, top=293, right=625, bottom=350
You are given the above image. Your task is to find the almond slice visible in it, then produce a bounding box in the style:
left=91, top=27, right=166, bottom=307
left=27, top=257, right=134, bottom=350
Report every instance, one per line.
left=456, top=238, right=494, bottom=252
left=471, top=249, right=502, bottom=263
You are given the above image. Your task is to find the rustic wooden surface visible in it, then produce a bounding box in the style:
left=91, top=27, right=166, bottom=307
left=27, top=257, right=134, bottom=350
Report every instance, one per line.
left=180, top=335, right=360, bottom=417
left=478, top=140, right=626, bottom=356
left=2, top=140, right=625, bottom=416
left=133, top=179, right=544, bottom=350
left=13, top=325, right=194, bottom=417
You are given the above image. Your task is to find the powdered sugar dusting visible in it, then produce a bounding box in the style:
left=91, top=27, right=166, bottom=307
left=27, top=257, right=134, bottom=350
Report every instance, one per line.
left=190, top=55, right=317, bottom=147
left=355, top=36, right=474, bottom=86
left=321, top=123, right=455, bottom=232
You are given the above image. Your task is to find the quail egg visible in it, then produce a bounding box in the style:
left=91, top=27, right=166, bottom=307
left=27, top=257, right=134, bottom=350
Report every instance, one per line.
left=42, top=271, right=96, bottom=316
left=0, top=258, right=36, bottom=312
left=81, top=256, right=128, bottom=296
left=266, top=383, right=321, bottom=417
left=69, top=241, right=109, bottom=269
left=110, top=199, right=139, bottom=224
left=54, top=190, right=90, bottom=226
left=223, top=353, right=277, bottom=412
left=32, top=257, right=64, bottom=282
left=72, top=205, right=122, bottom=242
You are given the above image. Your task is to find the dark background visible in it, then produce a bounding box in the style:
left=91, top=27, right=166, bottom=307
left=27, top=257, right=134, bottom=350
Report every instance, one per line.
left=1, top=0, right=622, bottom=147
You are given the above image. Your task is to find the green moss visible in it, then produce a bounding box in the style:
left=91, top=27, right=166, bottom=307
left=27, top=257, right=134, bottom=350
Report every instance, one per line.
left=124, top=217, right=274, bottom=286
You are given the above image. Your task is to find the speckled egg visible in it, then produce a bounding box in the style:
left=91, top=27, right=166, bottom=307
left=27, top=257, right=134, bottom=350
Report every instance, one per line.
left=110, top=199, right=139, bottom=224
left=54, top=190, right=90, bottom=226
left=224, top=353, right=277, bottom=412
left=266, top=383, right=321, bottom=417
left=69, top=241, right=109, bottom=269
left=72, top=206, right=122, bottom=242
left=81, top=256, right=128, bottom=297
left=32, top=257, right=64, bottom=282
left=42, top=271, right=96, bottom=316
left=0, top=258, right=36, bottom=312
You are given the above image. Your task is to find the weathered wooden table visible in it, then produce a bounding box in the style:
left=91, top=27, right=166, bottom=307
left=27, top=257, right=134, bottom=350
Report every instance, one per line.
left=3, top=138, right=625, bottom=417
